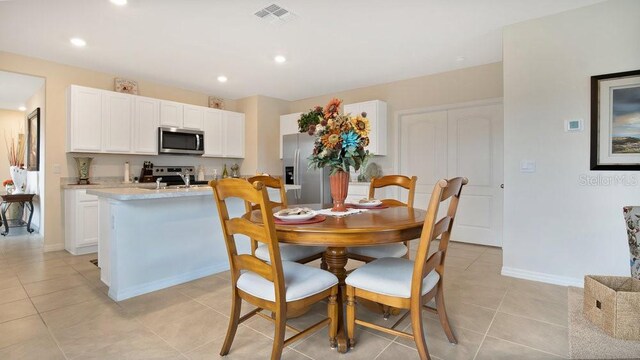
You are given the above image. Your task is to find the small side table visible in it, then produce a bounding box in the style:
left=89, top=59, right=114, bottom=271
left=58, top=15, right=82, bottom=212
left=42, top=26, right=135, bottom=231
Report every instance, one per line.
left=0, top=193, right=35, bottom=236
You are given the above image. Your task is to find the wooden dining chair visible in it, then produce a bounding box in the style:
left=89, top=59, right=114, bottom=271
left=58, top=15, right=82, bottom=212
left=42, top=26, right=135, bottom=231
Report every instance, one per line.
left=245, top=175, right=326, bottom=268
left=210, top=178, right=339, bottom=359
left=345, top=177, right=468, bottom=360
left=347, top=175, right=418, bottom=262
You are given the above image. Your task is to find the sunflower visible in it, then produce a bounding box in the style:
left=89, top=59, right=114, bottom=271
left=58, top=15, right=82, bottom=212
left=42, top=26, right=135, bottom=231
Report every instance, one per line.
left=321, top=130, right=342, bottom=149
left=323, top=98, right=342, bottom=120
left=351, top=115, right=370, bottom=137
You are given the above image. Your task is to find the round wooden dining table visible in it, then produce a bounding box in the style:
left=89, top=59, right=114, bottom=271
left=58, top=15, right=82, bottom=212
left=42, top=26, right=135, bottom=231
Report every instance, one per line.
left=247, top=206, right=427, bottom=353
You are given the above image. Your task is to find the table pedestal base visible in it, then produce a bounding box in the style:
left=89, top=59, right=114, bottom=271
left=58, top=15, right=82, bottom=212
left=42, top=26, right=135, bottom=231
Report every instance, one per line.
left=325, top=246, right=350, bottom=353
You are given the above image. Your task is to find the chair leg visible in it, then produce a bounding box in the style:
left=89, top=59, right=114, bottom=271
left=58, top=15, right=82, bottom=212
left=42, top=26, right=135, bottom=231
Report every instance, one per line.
left=271, top=309, right=287, bottom=360
left=435, top=281, right=457, bottom=344
left=328, top=286, right=338, bottom=349
left=346, top=285, right=356, bottom=349
left=220, top=289, right=242, bottom=356
left=410, top=301, right=431, bottom=360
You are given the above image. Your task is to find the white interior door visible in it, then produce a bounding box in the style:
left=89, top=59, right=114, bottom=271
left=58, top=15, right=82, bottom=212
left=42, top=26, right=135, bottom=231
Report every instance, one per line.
left=399, top=103, right=503, bottom=247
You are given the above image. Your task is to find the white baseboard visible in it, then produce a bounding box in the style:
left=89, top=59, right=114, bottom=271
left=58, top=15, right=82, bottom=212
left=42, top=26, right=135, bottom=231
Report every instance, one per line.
left=108, top=263, right=230, bottom=301
left=501, top=266, right=583, bottom=288
left=43, top=242, right=65, bottom=252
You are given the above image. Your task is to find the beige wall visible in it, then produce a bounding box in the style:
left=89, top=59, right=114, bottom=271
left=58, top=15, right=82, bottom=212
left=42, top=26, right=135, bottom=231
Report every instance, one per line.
left=0, top=51, right=239, bottom=251
left=0, top=109, right=25, bottom=180
left=289, top=62, right=503, bottom=174
left=503, top=0, right=640, bottom=285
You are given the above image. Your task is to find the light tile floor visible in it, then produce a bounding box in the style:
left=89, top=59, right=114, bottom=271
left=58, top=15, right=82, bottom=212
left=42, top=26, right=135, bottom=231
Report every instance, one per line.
left=0, top=231, right=569, bottom=359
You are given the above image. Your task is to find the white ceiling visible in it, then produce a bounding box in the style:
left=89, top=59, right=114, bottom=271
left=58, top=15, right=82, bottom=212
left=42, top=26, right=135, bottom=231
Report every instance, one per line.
left=0, top=0, right=603, bottom=101
left=0, top=70, right=44, bottom=111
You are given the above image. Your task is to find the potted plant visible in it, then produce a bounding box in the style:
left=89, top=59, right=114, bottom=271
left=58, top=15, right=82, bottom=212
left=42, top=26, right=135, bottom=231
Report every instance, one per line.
left=300, top=98, right=371, bottom=211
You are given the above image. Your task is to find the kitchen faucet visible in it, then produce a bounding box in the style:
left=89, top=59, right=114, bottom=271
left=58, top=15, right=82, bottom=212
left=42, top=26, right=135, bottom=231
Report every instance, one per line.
left=177, top=170, right=191, bottom=188
left=156, top=177, right=163, bottom=190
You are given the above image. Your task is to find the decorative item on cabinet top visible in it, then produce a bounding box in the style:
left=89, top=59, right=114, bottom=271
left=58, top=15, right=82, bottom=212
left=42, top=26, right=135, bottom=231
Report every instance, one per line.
left=208, top=96, right=225, bottom=109
left=114, top=78, right=139, bottom=95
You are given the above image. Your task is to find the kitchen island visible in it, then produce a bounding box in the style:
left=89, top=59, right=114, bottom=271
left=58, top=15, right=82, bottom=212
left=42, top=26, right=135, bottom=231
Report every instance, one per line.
left=87, top=186, right=257, bottom=301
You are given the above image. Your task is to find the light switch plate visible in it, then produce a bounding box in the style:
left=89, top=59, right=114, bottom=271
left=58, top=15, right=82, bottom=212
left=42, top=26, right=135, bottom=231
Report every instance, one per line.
left=520, top=160, right=536, bottom=173
left=565, top=119, right=583, bottom=132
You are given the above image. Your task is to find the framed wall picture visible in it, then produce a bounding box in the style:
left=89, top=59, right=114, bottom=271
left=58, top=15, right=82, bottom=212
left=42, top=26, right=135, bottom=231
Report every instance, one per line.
left=590, top=69, right=640, bottom=170
left=27, top=107, right=40, bottom=171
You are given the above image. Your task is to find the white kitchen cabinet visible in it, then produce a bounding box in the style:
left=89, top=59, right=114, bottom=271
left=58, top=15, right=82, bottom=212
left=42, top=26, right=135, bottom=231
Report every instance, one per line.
left=160, top=100, right=184, bottom=128
left=183, top=104, right=205, bottom=130
left=222, top=111, right=245, bottom=158
left=64, top=189, right=99, bottom=255
left=279, top=112, right=302, bottom=159
left=343, top=100, right=387, bottom=156
left=68, top=85, right=102, bottom=152
left=203, top=108, right=223, bottom=157
left=132, top=96, right=159, bottom=154
left=102, top=92, right=133, bottom=153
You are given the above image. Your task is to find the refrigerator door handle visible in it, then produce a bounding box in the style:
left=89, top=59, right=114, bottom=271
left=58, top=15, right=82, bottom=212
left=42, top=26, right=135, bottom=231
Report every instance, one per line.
left=293, top=149, right=302, bottom=203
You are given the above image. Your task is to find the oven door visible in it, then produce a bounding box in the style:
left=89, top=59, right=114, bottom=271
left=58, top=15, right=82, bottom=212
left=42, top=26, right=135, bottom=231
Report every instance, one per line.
left=158, top=127, right=204, bottom=155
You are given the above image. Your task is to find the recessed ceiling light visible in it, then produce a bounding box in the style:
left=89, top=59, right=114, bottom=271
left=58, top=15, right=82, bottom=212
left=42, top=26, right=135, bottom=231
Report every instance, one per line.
left=274, top=55, right=287, bottom=63
left=110, top=0, right=127, bottom=5
left=18, top=106, right=26, bottom=111
left=70, top=37, right=87, bottom=47
left=217, top=75, right=228, bottom=83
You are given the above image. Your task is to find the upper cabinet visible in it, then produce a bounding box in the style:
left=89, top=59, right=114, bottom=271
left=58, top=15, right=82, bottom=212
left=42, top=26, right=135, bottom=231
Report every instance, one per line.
left=279, top=112, right=302, bottom=159
left=343, top=100, right=387, bottom=156
left=67, top=85, right=245, bottom=157
left=132, top=97, right=160, bottom=154
left=222, top=111, right=245, bottom=158
left=68, top=86, right=102, bottom=152
left=102, top=92, right=133, bottom=153
left=159, top=101, right=183, bottom=128
left=182, top=104, right=206, bottom=130
left=203, top=109, right=223, bottom=157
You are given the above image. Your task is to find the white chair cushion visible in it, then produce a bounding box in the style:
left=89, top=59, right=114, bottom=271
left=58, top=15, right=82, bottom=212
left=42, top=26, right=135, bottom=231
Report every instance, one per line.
left=345, top=257, right=440, bottom=298
left=347, top=244, right=408, bottom=259
left=237, top=261, right=338, bottom=302
left=255, top=244, right=325, bottom=262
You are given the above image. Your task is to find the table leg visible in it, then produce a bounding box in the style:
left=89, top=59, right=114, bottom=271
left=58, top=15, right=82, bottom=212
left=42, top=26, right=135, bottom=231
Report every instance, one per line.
left=25, top=201, right=34, bottom=233
left=0, top=202, right=9, bottom=236
left=324, top=247, right=349, bottom=353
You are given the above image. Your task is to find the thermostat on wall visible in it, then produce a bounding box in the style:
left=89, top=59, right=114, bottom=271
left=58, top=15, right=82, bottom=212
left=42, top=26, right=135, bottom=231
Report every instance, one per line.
left=565, top=119, right=583, bottom=132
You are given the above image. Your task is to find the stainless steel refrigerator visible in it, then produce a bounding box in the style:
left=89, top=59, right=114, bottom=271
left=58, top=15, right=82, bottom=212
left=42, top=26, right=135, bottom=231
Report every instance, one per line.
left=282, top=133, right=331, bottom=207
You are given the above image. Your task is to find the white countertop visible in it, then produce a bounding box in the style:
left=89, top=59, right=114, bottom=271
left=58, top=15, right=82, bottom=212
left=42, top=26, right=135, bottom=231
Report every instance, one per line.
left=87, top=186, right=213, bottom=200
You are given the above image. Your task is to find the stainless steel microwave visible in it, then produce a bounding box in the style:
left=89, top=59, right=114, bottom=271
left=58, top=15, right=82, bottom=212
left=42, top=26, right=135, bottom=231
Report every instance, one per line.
left=158, top=127, right=204, bottom=155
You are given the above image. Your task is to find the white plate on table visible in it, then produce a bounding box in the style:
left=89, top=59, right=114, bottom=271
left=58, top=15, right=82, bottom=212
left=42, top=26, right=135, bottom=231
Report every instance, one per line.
left=274, top=208, right=317, bottom=221
left=355, top=199, right=382, bottom=208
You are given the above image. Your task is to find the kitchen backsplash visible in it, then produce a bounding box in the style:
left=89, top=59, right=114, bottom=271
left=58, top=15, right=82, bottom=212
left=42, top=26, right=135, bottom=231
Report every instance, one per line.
left=65, top=153, right=244, bottom=180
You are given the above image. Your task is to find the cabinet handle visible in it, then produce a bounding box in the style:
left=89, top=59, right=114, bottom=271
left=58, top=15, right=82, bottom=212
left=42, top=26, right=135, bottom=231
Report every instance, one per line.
left=500, top=184, right=504, bottom=189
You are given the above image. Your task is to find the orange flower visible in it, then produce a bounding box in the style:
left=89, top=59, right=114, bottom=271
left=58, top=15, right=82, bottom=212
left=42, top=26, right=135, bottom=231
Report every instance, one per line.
left=323, top=98, right=342, bottom=120
left=321, top=130, right=342, bottom=149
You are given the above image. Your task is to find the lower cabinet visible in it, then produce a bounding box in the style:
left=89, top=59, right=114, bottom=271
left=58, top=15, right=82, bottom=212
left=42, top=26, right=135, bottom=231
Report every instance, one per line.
left=64, top=189, right=99, bottom=255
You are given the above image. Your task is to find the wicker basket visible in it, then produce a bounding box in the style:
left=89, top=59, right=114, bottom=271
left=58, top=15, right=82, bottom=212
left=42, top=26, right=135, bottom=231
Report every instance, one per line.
left=583, top=275, right=640, bottom=340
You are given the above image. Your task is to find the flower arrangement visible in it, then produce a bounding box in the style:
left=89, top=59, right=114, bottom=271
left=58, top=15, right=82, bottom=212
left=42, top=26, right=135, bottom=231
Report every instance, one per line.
left=299, top=98, right=371, bottom=174
left=2, top=179, right=13, bottom=187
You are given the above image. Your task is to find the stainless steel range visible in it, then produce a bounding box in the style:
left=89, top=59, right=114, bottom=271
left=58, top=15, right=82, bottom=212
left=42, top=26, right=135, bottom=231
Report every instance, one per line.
left=151, top=166, right=208, bottom=186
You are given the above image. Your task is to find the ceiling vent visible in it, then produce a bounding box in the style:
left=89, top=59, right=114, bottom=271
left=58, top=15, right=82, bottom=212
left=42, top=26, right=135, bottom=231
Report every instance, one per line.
left=254, top=3, right=296, bottom=24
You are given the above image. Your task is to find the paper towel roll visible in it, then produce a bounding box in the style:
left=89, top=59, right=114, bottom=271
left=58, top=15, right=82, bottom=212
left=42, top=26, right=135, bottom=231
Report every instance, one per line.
left=124, top=162, right=130, bottom=183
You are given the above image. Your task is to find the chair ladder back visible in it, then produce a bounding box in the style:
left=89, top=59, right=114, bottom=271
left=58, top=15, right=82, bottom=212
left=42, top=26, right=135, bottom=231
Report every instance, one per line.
left=245, top=176, right=288, bottom=255
left=368, top=175, right=417, bottom=207
left=411, top=177, right=468, bottom=299
left=210, top=179, right=286, bottom=302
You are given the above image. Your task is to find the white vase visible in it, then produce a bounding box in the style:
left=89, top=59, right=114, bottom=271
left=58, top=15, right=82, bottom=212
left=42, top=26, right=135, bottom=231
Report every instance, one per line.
left=9, top=166, right=27, bottom=194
